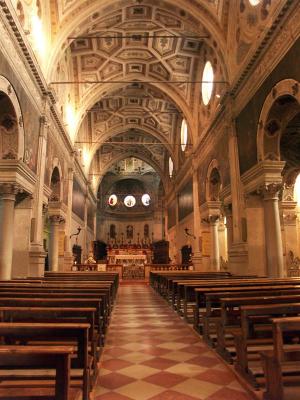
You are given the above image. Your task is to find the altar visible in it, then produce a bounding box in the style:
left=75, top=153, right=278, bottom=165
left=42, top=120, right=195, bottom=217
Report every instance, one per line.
left=107, top=247, right=152, bottom=280
left=110, top=254, right=147, bottom=265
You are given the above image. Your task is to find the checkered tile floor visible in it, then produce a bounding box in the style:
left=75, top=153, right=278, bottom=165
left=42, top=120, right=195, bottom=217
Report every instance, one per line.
left=93, top=284, right=253, bottom=400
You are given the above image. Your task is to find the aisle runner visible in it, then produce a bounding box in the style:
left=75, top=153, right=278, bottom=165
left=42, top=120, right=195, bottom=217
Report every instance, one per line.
left=94, top=284, right=253, bottom=400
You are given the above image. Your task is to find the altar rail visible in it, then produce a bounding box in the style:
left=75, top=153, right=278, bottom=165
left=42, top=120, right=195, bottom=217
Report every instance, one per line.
left=71, top=264, right=193, bottom=280
left=106, top=264, right=193, bottom=280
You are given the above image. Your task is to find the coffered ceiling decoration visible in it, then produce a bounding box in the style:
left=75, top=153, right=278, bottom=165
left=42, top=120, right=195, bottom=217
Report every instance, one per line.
left=45, top=0, right=228, bottom=191
left=70, top=4, right=206, bottom=104
left=77, top=83, right=180, bottom=155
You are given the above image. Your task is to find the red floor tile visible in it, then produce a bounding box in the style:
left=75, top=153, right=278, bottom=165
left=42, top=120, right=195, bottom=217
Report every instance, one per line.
left=101, top=359, right=133, bottom=371
left=95, top=392, right=133, bottom=400
left=148, top=390, right=202, bottom=400
left=188, top=355, right=220, bottom=368
left=143, top=371, right=188, bottom=388
left=141, top=357, right=178, bottom=370
left=194, top=369, right=236, bottom=385
left=207, top=387, right=252, bottom=400
left=99, top=372, right=135, bottom=390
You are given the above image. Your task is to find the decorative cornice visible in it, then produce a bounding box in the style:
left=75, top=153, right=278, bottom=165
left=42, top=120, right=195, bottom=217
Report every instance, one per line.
left=199, top=200, right=222, bottom=220
left=0, top=160, right=36, bottom=194
left=230, top=0, right=295, bottom=99
left=241, top=160, right=285, bottom=195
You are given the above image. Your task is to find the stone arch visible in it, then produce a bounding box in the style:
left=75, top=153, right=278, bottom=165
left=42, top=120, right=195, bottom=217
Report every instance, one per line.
left=0, top=76, right=25, bottom=161
left=91, top=152, right=168, bottom=195
left=49, top=158, right=63, bottom=201
left=257, top=79, right=300, bottom=162
left=87, top=125, right=175, bottom=168
left=205, top=159, right=222, bottom=201
left=75, top=79, right=195, bottom=146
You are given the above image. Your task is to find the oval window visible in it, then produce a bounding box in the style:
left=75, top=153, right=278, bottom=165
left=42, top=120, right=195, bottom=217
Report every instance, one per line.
left=169, top=157, right=174, bottom=178
left=108, top=194, right=117, bottom=206
left=249, top=0, right=262, bottom=5
left=124, top=195, right=136, bottom=208
left=142, top=194, right=151, bottom=206
left=202, top=61, right=214, bottom=106
left=180, top=119, right=188, bottom=152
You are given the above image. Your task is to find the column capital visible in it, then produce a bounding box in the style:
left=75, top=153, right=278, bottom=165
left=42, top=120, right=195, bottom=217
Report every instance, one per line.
left=49, top=215, right=65, bottom=224
left=0, top=183, right=21, bottom=199
left=259, top=183, right=282, bottom=200
left=209, top=215, right=220, bottom=224
left=222, top=203, right=232, bottom=217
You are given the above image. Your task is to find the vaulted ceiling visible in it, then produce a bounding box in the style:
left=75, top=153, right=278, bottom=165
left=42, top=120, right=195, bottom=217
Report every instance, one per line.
left=49, top=1, right=227, bottom=191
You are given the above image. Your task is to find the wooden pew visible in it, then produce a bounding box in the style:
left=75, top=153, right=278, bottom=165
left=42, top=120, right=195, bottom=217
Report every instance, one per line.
left=0, top=290, right=109, bottom=335
left=193, top=280, right=300, bottom=330
left=201, top=288, right=300, bottom=345
left=215, top=295, right=300, bottom=363
left=0, top=306, right=99, bottom=361
left=0, top=345, right=76, bottom=400
left=0, top=322, right=90, bottom=400
left=0, top=283, right=112, bottom=320
left=260, top=316, right=300, bottom=400
left=151, top=271, right=231, bottom=297
left=232, top=303, right=300, bottom=387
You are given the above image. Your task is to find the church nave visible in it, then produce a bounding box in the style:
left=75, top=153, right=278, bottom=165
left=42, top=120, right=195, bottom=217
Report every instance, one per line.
left=94, top=284, right=252, bottom=400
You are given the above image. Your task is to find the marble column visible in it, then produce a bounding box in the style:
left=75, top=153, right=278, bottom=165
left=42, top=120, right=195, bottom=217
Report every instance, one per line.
left=0, top=184, right=18, bottom=280
left=192, top=169, right=202, bottom=270
left=261, top=183, right=284, bottom=277
left=210, top=215, right=220, bottom=271
left=224, top=205, right=233, bottom=252
left=48, top=215, right=62, bottom=272
left=83, top=194, right=88, bottom=260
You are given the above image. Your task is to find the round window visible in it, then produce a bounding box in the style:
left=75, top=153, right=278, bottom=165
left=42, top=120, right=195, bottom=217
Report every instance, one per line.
left=169, top=157, right=174, bottom=178
left=108, top=194, right=117, bottom=206
left=180, top=119, right=188, bottom=152
left=142, top=194, right=151, bottom=206
left=124, top=195, right=136, bottom=208
left=202, top=61, right=214, bottom=106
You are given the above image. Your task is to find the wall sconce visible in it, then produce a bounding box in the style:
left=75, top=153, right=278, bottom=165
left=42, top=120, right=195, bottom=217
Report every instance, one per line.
left=70, top=226, right=82, bottom=239
left=184, top=228, right=196, bottom=239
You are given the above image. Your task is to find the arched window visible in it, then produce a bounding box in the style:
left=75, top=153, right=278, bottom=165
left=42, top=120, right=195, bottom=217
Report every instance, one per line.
left=50, top=167, right=61, bottom=201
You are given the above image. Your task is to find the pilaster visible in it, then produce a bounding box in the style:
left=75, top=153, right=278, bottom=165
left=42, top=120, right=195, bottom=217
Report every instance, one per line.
left=29, top=112, right=49, bottom=276
left=0, top=183, right=20, bottom=280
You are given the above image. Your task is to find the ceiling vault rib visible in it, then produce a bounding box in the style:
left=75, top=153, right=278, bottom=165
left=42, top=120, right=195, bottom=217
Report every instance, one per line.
left=50, top=80, right=228, bottom=85
left=76, top=141, right=191, bottom=146
left=68, top=35, right=209, bottom=40
left=87, top=110, right=182, bottom=114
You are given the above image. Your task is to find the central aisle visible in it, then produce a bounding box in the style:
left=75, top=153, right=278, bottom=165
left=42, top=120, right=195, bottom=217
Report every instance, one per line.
left=94, top=283, right=253, bottom=400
